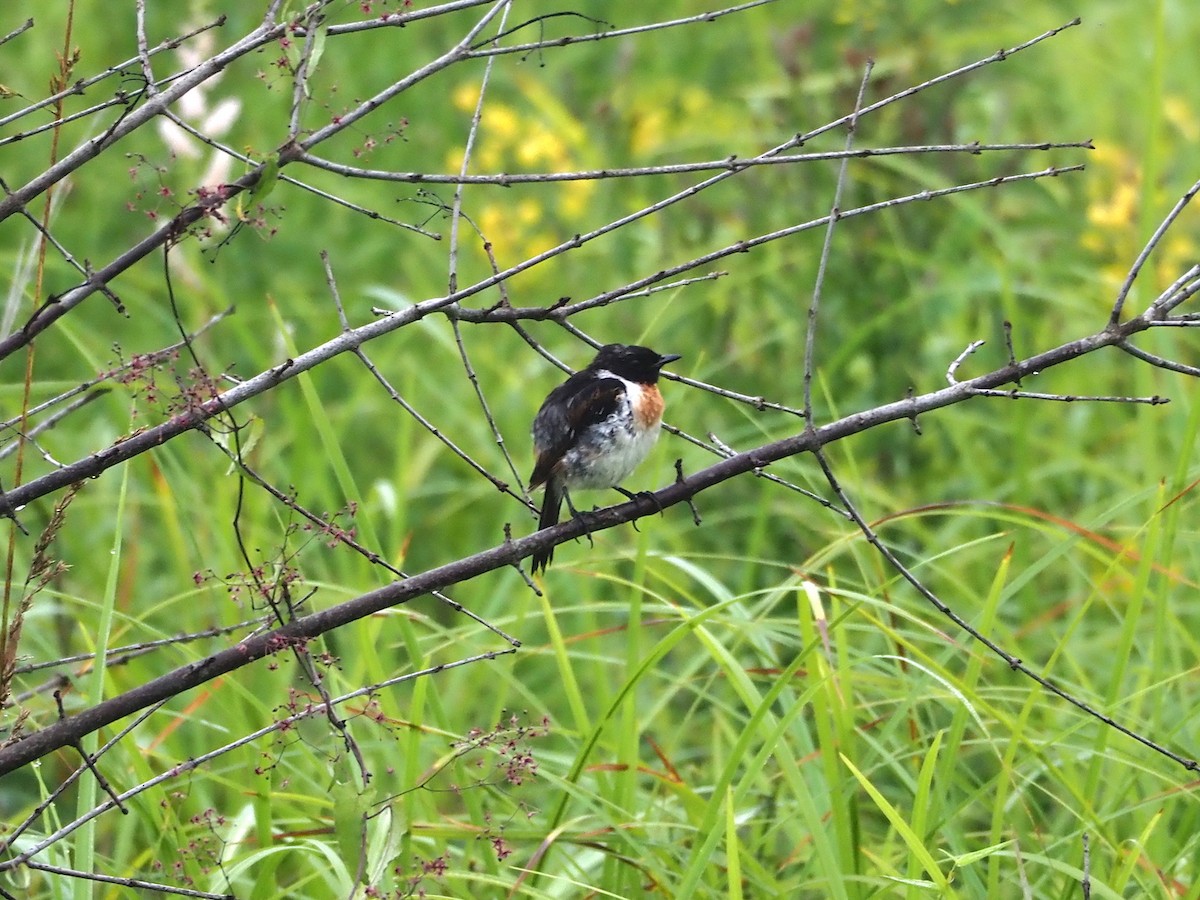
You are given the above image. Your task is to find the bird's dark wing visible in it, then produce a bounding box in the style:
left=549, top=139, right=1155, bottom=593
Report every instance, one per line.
left=528, top=374, right=624, bottom=489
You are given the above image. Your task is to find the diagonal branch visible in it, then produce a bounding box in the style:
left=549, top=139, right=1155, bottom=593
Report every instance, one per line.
left=0, top=1, right=507, bottom=362
left=0, top=16, right=1083, bottom=366
left=0, top=306, right=1179, bottom=777
left=0, top=166, right=1082, bottom=517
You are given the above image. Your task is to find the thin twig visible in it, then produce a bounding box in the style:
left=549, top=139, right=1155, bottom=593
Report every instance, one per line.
left=671, top=372, right=808, bottom=419
left=0, top=390, right=108, bottom=462
left=1081, top=833, right=1091, bottom=900
left=969, top=389, right=1167, bottom=404
left=353, top=337, right=531, bottom=505
left=2, top=701, right=165, bottom=853
left=1003, top=319, right=1019, bottom=382
left=947, top=340, right=987, bottom=384
left=467, top=1, right=767, bottom=53
left=134, top=1, right=156, bottom=96
left=11, top=618, right=264, bottom=676
left=452, top=166, right=1087, bottom=324
left=0, top=16, right=226, bottom=132
left=382, top=162, right=1081, bottom=346
left=0, top=176, right=122, bottom=310
left=287, top=3, right=331, bottom=139
left=0, top=17, right=34, bottom=50
left=0, top=306, right=230, bottom=436
left=1117, top=341, right=1200, bottom=377
left=707, top=431, right=848, bottom=516
left=803, top=59, right=872, bottom=420
left=0, top=18, right=1085, bottom=361
left=303, top=0, right=500, bottom=36
left=299, top=140, right=1095, bottom=185
left=0, top=165, right=1087, bottom=518
left=438, top=5, right=530, bottom=504
left=21, top=863, right=233, bottom=900
left=1110, top=177, right=1200, bottom=324
left=811, top=447, right=1199, bottom=770
left=1148, top=266, right=1200, bottom=318
left=54, top=691, right=127, bottom=814
left=0, top=650, right=513, bottom=869
left=445, top=2, right=511, bottom=294
left=158, top=110, right=439, bottom=238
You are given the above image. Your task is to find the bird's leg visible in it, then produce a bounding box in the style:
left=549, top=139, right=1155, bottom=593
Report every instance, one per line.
left=562, top=487, right=596, bottom=548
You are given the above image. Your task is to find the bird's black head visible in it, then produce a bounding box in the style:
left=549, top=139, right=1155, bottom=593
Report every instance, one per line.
left=589, top=344, right=681, bottom=384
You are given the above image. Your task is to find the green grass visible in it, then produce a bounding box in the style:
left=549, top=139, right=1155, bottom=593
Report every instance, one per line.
left=3, top=0, right=1200, bottom=897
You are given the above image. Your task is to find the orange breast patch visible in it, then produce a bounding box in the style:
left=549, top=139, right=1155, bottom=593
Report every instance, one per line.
left=634, top=384, right=665, bottom=428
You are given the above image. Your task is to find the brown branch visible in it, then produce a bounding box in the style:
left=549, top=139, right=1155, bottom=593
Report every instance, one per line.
left=0, top=165, right=1080, bottom=519
left=0, top=16, right=1082, bottom=367
left=0, top=307, right=1174, bottom=777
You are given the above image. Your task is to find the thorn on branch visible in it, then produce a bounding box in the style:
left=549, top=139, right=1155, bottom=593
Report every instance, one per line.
left=55, top=690, right=128, bottom=814
left=906, top=387, right=921, bottom=435
left=946, top=340, right=985, bottom=385
left=1003, top=320, right=1020, bottom=386
left=506, top=523, right=541, bottom=593
left=675, top=458, right=701, bottom=525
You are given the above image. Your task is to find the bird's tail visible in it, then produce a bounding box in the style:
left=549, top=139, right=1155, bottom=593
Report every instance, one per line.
left=531, top=479, right=563, bottom=575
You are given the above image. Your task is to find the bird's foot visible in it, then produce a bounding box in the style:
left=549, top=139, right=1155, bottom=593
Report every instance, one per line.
left=613, top=486, right=665, bottom=516
left=563, top=494, right=597, bottom=548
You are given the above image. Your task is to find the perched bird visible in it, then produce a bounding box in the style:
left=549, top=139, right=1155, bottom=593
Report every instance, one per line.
left=528, top=343, right=681, bottom=574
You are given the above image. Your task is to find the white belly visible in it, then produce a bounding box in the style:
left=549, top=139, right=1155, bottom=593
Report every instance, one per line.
left=560, top=378, right=661, bottom=489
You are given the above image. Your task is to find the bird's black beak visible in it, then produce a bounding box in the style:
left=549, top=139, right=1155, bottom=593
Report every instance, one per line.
left=658, top=353, right=682, bottom=367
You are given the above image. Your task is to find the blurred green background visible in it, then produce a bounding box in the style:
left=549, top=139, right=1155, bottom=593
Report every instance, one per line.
left=2, top=0, right=1200, bottom=897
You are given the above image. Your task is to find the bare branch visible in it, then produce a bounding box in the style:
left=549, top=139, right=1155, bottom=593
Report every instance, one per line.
left=462, top=0, right=777, bottom=56
left=969, top=389, right=1167, bottom=405
left=0, top=15, right=1085, bottom=364
left=1117, top=341, right=1200, bottom=378
left=0, top=16, right=225, bottom=131
left=0, top=17, right=33, bottom=51
left=298, top=140, right=1094, bottom=185
left=0, top=390, right=107, bottom=462
left=448, top=165, right=1086, bottom=327
left=947, top=340, right=987, bottom=384
left=0, top=297, right=1186, bottom=776
left=22, top=863, right=232, bottom=900
left=1148, top=265, right=1200, bottom=318
left=810, top=444, right=1197, bottom=772
left=158, top=109, right=440, bottom=237
left=1, top=650, right=513, bottom=866
left=0, top=165, right=1082, bottom=519
left=0, top=17, right=280, bottom=222
left=1110, top=178, right=1200, bottom=324
left=803, top=59, right=872, bottom=420
left=134, top=1, right=156, bottom=96
left=287, top=3, right=330, bottom=139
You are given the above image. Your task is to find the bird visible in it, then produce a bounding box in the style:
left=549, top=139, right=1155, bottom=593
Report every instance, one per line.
left=528, top=343, right=681, bottom=574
